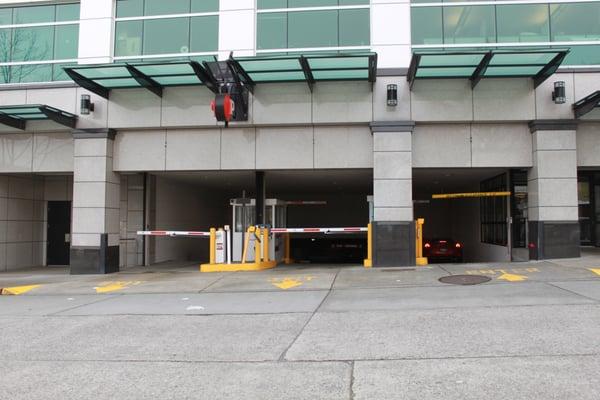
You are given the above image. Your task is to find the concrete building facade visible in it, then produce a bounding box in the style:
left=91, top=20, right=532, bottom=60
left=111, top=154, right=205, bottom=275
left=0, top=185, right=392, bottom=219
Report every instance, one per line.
left=0, top=0, right=599, bottom=272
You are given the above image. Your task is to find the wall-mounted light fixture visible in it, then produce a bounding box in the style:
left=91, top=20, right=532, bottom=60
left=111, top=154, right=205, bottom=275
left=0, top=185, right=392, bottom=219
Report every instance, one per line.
left=387, top=84, right=398, bottom=107
left=552, top=81, right=566, bottom=104
left=80, top=94, right=95, bottom=115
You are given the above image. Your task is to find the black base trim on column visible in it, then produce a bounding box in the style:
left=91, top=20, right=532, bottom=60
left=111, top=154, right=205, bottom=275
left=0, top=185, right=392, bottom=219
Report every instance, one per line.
left=372, top=221, right=415, bottom=267
left=528, top=221, right=580, bottom=260
left=70, top=234, right=119, bottom=275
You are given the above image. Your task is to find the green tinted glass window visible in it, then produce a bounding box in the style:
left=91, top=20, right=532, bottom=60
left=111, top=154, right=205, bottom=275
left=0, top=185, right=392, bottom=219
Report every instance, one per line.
left=54, top=24, right=78, bottom=59
left=550, top=3, right=600, bottom=42
left=116, top=0, right=143, bottom=18
left=562, top=44, right=600, bottom=65
left=15, top=64, right=52, bottom=83
left=258, top=0, right=287, bottom=9
left=191, top=0, right=219, bottom=12
left=115, top=20, right=142, bottom=57
left=190, top=15, right=218, bottom=52
left=412, top=7, right=442, bottom=45
left=340, top=0, right=369, bottom=4
left=443, top=5, right=495, bottom=44
left=0, top=29, right=10, bottom=62
left=497, top=4, right=549, bottom=43
left=289, top=10, right=337, bottom=48
left=143, top=18, right=190, bottom=55
left=0, top=8, right=12, bottom=25
left=13, top=5, right=55, bottom=24
left=289, top=0, right=337, bottom=6
left=339, top=9, right=369, bottom=46
left=257, top=13, right=287, bottom=49
left=12, top=26, right=54, bottom=61
left=56, top=4, right=80, bottom=22
left=145, top=0, right=190, bottom=16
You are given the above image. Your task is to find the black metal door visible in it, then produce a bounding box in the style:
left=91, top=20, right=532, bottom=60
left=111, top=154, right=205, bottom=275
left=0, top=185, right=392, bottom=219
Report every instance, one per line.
left=47, top=201, right=71, bottom=265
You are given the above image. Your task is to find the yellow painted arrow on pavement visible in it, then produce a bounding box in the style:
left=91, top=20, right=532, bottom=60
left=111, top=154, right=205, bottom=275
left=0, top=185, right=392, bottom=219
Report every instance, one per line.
left=271, top=278, right=303, bottom=290
left=0, top=284, right=41, bottom=295
left=95, top=281, right=141, bottom=294
left=497, top=273, right=528, bottom=282
left=589, top=268, right=600, bottom=277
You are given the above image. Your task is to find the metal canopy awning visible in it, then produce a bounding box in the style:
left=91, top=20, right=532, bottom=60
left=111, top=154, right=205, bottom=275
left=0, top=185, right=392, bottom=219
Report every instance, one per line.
left=63, top=53, right=378, bottom=99
left=0, top=104, right=77, bottom=130
left=407, top=49, right=569, bottom=90
left=573, top=91, right=600, bottom=118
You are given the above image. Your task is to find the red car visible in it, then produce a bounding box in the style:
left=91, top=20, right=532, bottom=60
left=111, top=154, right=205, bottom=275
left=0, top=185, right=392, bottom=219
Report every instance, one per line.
left=423, top=238, right=463, bottom=263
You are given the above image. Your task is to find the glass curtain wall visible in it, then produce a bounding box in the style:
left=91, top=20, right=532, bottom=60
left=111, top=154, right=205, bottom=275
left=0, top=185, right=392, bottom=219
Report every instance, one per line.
left=0, top=3, right=80, bottom=84
left=411, top=1, right=600, bottom=65
left=115, top=0, right=219, bottom=61
left=257, top=0, right=370, bottom=53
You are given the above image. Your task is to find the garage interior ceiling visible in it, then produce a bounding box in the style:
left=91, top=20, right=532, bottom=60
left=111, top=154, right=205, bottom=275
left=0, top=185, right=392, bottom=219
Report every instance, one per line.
left=413, top=168, right=509, bottom=197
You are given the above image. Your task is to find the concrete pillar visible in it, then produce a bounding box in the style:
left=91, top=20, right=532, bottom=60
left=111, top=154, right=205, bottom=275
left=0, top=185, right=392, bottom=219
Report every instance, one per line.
left=70, top=129, right=120, bottom=274
left=78, top=0, right=115, bottom=64
left=371, top=121, right=415, bottom=267
left=528, top=120, right=580, bottom=260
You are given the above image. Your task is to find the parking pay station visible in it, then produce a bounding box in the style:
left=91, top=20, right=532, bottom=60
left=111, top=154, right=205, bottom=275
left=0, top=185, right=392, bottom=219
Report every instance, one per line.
left=230, top=198, right=287, bottom=263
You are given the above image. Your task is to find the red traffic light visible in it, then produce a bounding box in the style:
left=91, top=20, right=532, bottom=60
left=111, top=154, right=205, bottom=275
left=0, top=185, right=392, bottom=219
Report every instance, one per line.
left=211, top=93, right=235, bottom=123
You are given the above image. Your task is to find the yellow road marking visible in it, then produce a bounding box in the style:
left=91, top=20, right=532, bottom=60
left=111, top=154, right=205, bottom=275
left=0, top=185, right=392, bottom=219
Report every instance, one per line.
left=465, top=268, right=538, bottom=276
left=497, top=273, right=528, bottom=282
left=0, top=284, right=41, bottom=295
left=271, top=278, right=303, bottom=290
left=589, top=268, right=600, bottom=277
left=94, top=281, right=142, bottom=294
left=269, top=275, right=315, bottom=290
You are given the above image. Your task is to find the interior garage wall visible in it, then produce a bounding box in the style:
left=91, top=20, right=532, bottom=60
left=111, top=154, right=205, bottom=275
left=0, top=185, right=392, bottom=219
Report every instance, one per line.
left=0, top=174, right=72, bottom=271
left=151, top=177, right=225, bottom=264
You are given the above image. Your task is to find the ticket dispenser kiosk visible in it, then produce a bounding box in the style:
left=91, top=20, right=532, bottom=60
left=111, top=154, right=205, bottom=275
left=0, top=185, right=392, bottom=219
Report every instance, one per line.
left=230, top=198, right=287, bottom=262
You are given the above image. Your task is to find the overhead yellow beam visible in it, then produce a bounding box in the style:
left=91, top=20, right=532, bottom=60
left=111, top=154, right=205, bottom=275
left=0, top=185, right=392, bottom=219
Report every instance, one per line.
left=432, top=191, right=512, bottom=199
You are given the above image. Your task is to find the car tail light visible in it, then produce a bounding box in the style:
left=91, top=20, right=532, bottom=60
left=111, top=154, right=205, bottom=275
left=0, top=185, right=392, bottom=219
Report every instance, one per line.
left=455, top=243, right=462, bottom=248
left=424, top=243, right=431, bottom=248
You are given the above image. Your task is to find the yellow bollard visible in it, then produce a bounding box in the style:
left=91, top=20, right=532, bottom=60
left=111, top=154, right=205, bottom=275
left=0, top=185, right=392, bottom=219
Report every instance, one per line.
left=415, top=218, right=428, bottom=266
left=263, top=228, right=270, bottom=263
left=363, top=223, right=373, bottom=268
left=209, top=228, right=216, bottom=265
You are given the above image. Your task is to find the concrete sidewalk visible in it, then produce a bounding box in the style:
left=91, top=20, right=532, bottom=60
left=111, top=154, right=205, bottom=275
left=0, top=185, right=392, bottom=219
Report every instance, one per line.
left=1, top=255, right=600, bottom=399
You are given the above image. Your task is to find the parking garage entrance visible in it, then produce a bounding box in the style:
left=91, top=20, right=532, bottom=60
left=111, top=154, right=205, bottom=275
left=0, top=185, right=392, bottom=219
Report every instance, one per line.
left=578, top=170, right=600, bottom=247
left=142, top=169, right=372, bottom=268
left=413, top=169, right=528, bottom=263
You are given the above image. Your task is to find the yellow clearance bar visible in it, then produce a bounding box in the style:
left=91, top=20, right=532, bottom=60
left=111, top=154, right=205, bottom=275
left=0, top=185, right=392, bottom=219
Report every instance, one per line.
left=432, top=191, right=512, bottom=199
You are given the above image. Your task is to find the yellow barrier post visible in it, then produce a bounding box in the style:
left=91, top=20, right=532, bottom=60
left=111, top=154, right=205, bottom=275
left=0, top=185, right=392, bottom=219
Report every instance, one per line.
left=241, top=226, right=254, bottom=264
left=263, top=228, right=270, bottom=263
left=363, top=223, right=372, bottom=268
left=209, top=228, right=216, bottom=265
left=284, top=233, right=292, bottom=264
left=415, top=218, right=428, bottom=266
left=254, top=227, right=261, bottom=265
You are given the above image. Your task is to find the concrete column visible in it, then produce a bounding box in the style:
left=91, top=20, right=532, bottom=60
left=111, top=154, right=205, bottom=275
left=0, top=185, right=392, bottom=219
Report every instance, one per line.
left=78, top=0, right=115, bottom=64
left=70, top=129, right=120, bottom=274
left=371, top=121, right=415, bottom=267
left=528, top=120, right=580, bottom=260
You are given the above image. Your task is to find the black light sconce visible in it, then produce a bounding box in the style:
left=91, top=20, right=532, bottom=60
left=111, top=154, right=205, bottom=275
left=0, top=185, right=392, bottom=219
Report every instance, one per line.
left=387, top=84, right=398, bottom=107
left=80, top=94, right=95, bottom=115
left=552, top=81, right=566, bottom=104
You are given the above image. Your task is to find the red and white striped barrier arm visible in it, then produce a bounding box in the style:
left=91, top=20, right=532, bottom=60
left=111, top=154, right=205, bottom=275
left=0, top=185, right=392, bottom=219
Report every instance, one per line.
left=137, top=230, right=211, bottom=237
left=270, top=227, right=367, bottom=234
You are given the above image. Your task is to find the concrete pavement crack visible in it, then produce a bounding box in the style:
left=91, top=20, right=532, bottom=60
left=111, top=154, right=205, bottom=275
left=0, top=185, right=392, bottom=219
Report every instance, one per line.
left=277, top=269, right=340, bottom=362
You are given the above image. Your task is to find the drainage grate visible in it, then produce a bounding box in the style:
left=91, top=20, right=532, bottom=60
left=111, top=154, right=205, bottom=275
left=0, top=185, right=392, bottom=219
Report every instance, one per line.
left=439, top=275, right=491, bottom=285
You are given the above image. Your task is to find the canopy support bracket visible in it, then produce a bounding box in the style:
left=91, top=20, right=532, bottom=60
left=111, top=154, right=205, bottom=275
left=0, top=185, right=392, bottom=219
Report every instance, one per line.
left=126, top=65, right=163, bottom=98
left=299, top=56, right=315, bottom=92
left=0, top=113, right=25, bottom=130
left=64, top=68, right=110, bottom=99
left=39, top=105, right=78, bottom=128
left=470, top=51, right=493, bottom=89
